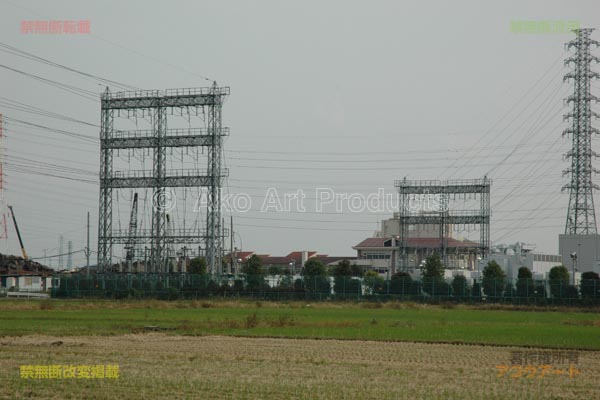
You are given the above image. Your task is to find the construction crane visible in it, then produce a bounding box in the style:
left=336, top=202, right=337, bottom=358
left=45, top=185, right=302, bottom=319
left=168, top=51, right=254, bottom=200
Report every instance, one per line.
left=124, top=193, right=138, bottom=263
left=8, top=205, right=27, bottom=260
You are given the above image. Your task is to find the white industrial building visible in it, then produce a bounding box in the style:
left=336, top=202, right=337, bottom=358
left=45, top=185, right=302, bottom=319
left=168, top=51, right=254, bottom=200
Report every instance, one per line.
left=559, top=234, right=600, bottom=275
left=480, top=243, right=565, bottom=282
left=1, top=274, right=52, bottom=291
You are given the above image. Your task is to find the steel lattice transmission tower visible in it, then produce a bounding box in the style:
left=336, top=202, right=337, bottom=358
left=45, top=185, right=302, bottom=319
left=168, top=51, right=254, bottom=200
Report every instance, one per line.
left=563, top=28, right=600, bottom=234
left=98, top=84, right=230, bottom=273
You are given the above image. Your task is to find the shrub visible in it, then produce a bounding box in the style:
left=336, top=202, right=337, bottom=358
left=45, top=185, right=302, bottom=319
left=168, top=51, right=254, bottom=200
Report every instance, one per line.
left=580, top=272, right=600, bottom=299
left=167, top=287, right=179, bottom=300
left=334, top=276, right=361, bottom=296
left=389, top=272, right=413, bottom=295
left=422, top=277, right=451, bottom=297
left=451, top=275, right=469, bottom=298
left=303, top=259, right=327, bottom=278
left=482, top=261, right=506, bottom=299
left=305, top=276, right=330, bottom=294
left=549, top=266, right=570, bottom=299
left=363, top=271, right=385, bottom=295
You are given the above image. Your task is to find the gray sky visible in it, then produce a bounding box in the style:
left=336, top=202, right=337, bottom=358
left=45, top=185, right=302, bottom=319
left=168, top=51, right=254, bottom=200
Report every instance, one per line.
left=0, top=0, right=599, bottom=266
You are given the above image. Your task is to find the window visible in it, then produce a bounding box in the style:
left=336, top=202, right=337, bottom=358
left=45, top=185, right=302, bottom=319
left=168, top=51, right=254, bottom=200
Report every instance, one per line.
left=361, top=252, right=391, bottom=260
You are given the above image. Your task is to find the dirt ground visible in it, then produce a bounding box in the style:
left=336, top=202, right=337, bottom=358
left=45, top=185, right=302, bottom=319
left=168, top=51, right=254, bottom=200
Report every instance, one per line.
left=0, top=334, right=598, bottom=399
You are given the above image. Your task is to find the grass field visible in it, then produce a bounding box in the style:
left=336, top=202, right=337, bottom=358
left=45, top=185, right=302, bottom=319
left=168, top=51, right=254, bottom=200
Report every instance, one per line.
left=0, top=300, right=599, bottom=399
left=0, top=299, right=599, bottom=349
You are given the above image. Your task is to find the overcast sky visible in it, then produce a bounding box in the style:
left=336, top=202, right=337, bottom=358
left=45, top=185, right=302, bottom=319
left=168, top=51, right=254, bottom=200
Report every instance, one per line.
left=0, top=0, right=599, bottom=267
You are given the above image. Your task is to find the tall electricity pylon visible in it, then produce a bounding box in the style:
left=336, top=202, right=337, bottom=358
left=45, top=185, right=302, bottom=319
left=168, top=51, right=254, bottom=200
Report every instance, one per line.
left=563, top=28, right=600, bottom=234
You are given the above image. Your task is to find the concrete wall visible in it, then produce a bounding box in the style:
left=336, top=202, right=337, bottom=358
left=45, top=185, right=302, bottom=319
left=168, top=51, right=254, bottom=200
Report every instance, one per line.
left=17, top=276, right=44, bottom=291
left=3, top=277, right=17, bottom=288
left=1, top=276, right=50, bottom=291
left=559, top=234, right=600, bottom=274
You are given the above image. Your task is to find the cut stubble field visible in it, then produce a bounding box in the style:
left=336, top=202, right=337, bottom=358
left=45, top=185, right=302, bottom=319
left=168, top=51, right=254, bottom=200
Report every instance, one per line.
left=0, top=300, right=599, bottom=399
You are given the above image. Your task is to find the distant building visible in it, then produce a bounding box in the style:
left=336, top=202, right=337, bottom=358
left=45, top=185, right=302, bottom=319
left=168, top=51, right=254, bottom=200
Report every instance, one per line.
left=353, top=236, right=480, bottom=275
left=559, top=234, right=600, bottom=275
left=0, top=273, right=52, bottom=291
left=480, top=243, right=563, bottom=281
left=0, top=254, right=53, bottom=291
left=375, top=214, right=482, bottom=271
left=224, top=251, right=355, bottom=274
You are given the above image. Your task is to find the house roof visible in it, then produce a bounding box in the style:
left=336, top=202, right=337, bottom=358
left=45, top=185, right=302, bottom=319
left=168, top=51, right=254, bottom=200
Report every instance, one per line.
left=354, top=237, right=480, bottom=249
left=224, top=251, right=255, bottom=260
left=257, top=252, right=354, bottom=266
left=285, top=251, right=317, bottom=260
left=315, top=255, right=356, bottom=265
left=0, top=253, right=53, bottom=277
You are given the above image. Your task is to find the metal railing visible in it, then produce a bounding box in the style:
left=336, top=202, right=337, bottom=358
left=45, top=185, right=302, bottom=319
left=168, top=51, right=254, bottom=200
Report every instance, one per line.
left=51, top=275, right=600, bottom=305
left=111, top=168, right=229, bottom=179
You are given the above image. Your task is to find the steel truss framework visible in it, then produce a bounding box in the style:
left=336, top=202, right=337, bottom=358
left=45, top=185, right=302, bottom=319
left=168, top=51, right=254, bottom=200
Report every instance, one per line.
left=563, top=28, right=600, bottom=234
left=98, top=85, right=230, bottom=273
left=394, top=177, right=491, bottom=269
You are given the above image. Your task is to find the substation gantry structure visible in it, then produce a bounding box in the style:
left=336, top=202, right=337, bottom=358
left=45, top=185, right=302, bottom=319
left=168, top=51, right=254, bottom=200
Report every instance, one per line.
left=395, top=177, right=491, bottom=270
left=97, top=84, right=230, bottom=274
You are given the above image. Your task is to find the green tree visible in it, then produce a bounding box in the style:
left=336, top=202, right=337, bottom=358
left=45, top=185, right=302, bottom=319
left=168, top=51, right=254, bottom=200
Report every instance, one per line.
left=503, top=282, right=516, bottom=299
left=243, top=255, right=265, bottom=291
left=188, top=257, right=207, bottom=275
left=303, top=259, right=329, bottom=294
left=363, top=270, right=385, bottom=295
left=351, top=264, right=363, bottom=277
left=332, top=260, right=353, bottom=277
left=278, top=274, right=294, bottom=290
left=471, top=281, right=482, bottom=299
left=548, top=265, right=570, bottom=299
left=451, top=275, right=469, bottom=298
left=422, top=254, right=444, bottom=279
left=421, top=255, right=449, bottom=296
left=516, top=267, right=534, bottom=299
left=243, top=254, right=262, bottom=275
left=303, top=259, right=327, bottom=277
left=518, top=266, right=532, bottom=279
left=389, top=272, right=417, bottom=295
left=581, top=271, right=600, bottom=299
left=268, top=265, right=283, bottom=276
left=332, top=260, right=361, bottom=295
left=482, top=260, right=506, bottom=299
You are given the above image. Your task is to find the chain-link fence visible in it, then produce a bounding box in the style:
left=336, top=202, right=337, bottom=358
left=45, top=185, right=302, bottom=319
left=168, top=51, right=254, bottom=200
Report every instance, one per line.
left=50, top=274, right=600, bottom=305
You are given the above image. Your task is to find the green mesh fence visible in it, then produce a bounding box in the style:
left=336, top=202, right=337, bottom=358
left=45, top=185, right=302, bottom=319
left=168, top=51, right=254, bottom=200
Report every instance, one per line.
left=49, top=274, right=600, bottom=305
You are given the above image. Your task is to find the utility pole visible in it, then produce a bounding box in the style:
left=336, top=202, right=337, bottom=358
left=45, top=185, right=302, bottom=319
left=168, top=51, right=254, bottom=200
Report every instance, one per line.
left=67, top=241, right=73, bottom=270
left=230, top=216, right=234, bottom=274
left=86, top=212, right=90, bottom=277
left=58, top=235, right=64, bottom=269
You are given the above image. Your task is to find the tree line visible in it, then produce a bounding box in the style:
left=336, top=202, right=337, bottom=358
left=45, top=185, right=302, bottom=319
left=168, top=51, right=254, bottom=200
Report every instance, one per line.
left=53, top=254, right=600, bottom=303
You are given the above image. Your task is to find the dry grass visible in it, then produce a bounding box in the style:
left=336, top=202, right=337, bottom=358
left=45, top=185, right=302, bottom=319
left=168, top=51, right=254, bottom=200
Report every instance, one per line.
left=562, top=319, right=600, bottom=326
left=0, top=334, right=598, bottom=399
left=2, top=299, right=600, bottom=313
